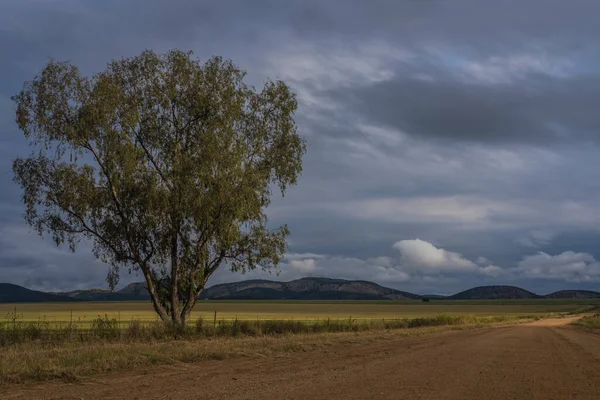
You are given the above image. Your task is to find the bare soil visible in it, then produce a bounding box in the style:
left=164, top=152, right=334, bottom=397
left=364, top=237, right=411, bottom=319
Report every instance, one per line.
left=4, top=317, right=600, bottom=400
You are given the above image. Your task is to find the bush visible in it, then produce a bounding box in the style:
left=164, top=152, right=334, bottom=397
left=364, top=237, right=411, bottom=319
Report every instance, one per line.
left=148, top=321, right=168, bottom=339
left=125, top=320, right=144, bottom=340
left=195, top=318, right=204, bottom=334
left=90, top=315, right=120, bottom=339
left=573, top=314, right=600, bottom=329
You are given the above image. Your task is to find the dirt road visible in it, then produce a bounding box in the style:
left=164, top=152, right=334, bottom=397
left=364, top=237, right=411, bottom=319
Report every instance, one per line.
left=6, top=318, right=600, bottom=400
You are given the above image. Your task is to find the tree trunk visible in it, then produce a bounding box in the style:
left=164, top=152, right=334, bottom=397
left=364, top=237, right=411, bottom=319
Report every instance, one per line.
left=138, top=264, right=172, bottom=325
left=181, top=310, right=190, bottom=327
left=144, top=280, right=170, bottom=323
left=171, top=305, right=183, bottom=328
left=170, top=231, right=180, bottom=325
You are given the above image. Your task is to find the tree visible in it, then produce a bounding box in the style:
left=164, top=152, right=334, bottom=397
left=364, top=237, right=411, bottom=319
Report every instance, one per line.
left=11, top=49, right=306, bottom=327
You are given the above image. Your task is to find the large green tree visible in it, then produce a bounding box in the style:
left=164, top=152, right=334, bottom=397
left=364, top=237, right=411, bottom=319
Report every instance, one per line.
left=12, top=49, right=305, bottom=327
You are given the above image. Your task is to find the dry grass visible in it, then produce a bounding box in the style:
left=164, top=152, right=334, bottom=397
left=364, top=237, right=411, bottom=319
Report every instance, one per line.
left=0, top=317, right=532, bottom=385
left=1, top=302, right=594, bottom=385
left=0, top=313, right=536, bottom=347
left=572, top=313, right=600, bottom=330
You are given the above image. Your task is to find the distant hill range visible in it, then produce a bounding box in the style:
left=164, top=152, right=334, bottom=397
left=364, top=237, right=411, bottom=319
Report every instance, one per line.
left=545, top=290, right=600, bottom=299
left=448, top=285, right=542, bottom=300
left=200, top=278, right=421, bottom=300
left=0, top=283, right=76, bottom=303
left=53, top=283, right=151, bottom=301
left=0, top=278, right=599, bottom=302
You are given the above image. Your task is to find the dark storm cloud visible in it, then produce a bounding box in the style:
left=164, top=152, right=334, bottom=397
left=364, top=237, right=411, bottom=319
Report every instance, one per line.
left=1, top=0, right=600, bottom=292
left=323, top=70, right=600, bottom=146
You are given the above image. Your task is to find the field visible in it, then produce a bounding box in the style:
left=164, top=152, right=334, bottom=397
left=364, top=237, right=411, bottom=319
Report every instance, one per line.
left=4, top=315, right=600, bottom=399
left=2, top=299, right=598, bottom=327
left=1, top=298, right=599, bottom=397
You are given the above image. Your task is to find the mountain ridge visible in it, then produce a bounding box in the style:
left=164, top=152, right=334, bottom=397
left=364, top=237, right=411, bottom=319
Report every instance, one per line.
left=1, top=278, right=599, bottom=302
left=0, top=283, right=76, bottom=303
left=200, top=277, right=421, bottom=300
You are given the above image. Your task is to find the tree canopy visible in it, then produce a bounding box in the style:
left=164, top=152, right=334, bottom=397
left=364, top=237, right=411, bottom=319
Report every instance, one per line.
left=12, top=49, right=306, bottom=326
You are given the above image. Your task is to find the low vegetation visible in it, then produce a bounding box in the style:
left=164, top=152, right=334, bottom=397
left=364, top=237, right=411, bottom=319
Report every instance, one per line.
left=0, top=312, right=537, bottom=347
left=572, top=313, right=600, bottom=330
left=2, top=298, right=595, bottom=386
left=0, top=300, right=594, bottom=385
left=0, top=313, right=541, bottom=385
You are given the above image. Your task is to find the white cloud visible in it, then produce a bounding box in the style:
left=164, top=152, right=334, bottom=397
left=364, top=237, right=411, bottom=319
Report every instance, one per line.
left=338, top=196, right=529, bottom=225
left=393, top=239, right=476, bottom=272
left=372, top=256, right=394, bottom=267
left=471, top=148, right=527, bottom=172
left=284, top=253, right=326, bottom=260
left=280, top=245, right=600, bottom=285
left=211, top=253, right=415, bottom=287
left=479, top=265, right=504, bottom=278
left=556, top=201, right=600, bottom=226
left=357, top=123, right=406, bottom=147
left=516, top=251, right=600, bottom=283
left=209, top=237, right=600, bottom=292
left=267, top=38, right=412, bottom=89
left=412, top=73, right=435, bottom=82
left=516, top=229, right=556, bottom=248
left=288, top=258, right=317, bottom=273
left=476, top=256, right=489, bottom=265
left=371, top=265, right=411, bottom=283
left=392, top=239, right=503, bottom=278
left=461, top=54, right=573, bottom=85
left=296, top=255, right=412, bottom=284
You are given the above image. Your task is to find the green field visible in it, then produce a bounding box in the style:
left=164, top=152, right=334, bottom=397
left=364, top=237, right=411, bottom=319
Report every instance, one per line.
left=2, top=299, right=598, bottom=326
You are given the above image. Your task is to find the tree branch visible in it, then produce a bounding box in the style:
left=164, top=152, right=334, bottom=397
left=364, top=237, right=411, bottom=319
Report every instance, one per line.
left=133, top=127, right=171, bottom=188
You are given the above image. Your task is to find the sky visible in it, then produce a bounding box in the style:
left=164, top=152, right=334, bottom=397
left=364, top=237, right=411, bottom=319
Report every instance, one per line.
left=1, top=0, right=600, bottom=295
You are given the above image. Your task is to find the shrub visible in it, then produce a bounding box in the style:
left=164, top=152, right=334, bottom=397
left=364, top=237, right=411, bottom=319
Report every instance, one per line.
left=573, top=314, right=600, bottom=329
left=90, top=315, right=120, bottom=339
left=125, top=320, right=144, bottom=340
left=195, top=318, right=204, bottom=334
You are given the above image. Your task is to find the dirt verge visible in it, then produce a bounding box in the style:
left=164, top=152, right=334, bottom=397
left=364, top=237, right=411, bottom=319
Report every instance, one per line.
left=4, top=317, right=600, bottom=400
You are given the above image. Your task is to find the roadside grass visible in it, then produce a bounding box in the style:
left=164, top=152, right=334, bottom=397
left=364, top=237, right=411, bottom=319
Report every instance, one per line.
left=0, top=314, right=538, bottom=385
left=0, top=313, right=535, bottom=347
left=572, top=313, right=600, bottom=330
left=0, top=302, right=594, bottom=385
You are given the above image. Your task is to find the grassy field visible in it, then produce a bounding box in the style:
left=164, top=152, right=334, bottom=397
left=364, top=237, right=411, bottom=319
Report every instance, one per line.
left=0, top=314, right=550, bottom=385
left=0, top=323, right=498, bottom=385
left=1, top=299, right=598, bottom=326
left=1, top=299, right=597, bottom=385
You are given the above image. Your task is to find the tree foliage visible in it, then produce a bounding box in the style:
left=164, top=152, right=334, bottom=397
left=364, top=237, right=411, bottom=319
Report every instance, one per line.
left=12, top=49, right=306, bottom=326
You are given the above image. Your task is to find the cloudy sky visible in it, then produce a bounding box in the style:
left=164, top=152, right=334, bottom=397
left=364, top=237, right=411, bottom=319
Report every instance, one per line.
left=2, top=0, right=600, bottom=295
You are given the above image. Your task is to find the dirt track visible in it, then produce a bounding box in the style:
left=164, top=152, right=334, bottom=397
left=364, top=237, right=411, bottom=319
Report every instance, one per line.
left=6, top=318, right=600, bottom=400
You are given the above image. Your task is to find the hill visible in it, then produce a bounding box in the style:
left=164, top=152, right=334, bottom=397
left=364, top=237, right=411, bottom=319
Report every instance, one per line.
left=57, top=288, right=113, bottom=301
left=116, top=283, right=151, bottom=299
left=448, top=285, right=542, bottom=300
left=545, top=290, right=600, bottom=299
left=2, top=280, right=599, bottom=302
left=0, top=283, right=76, bottom=303
left=56, top=283, right=151, bottom=301
left=200, top=277, right=421, bottom=300
left=38, top=278, right=422, bottom=301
